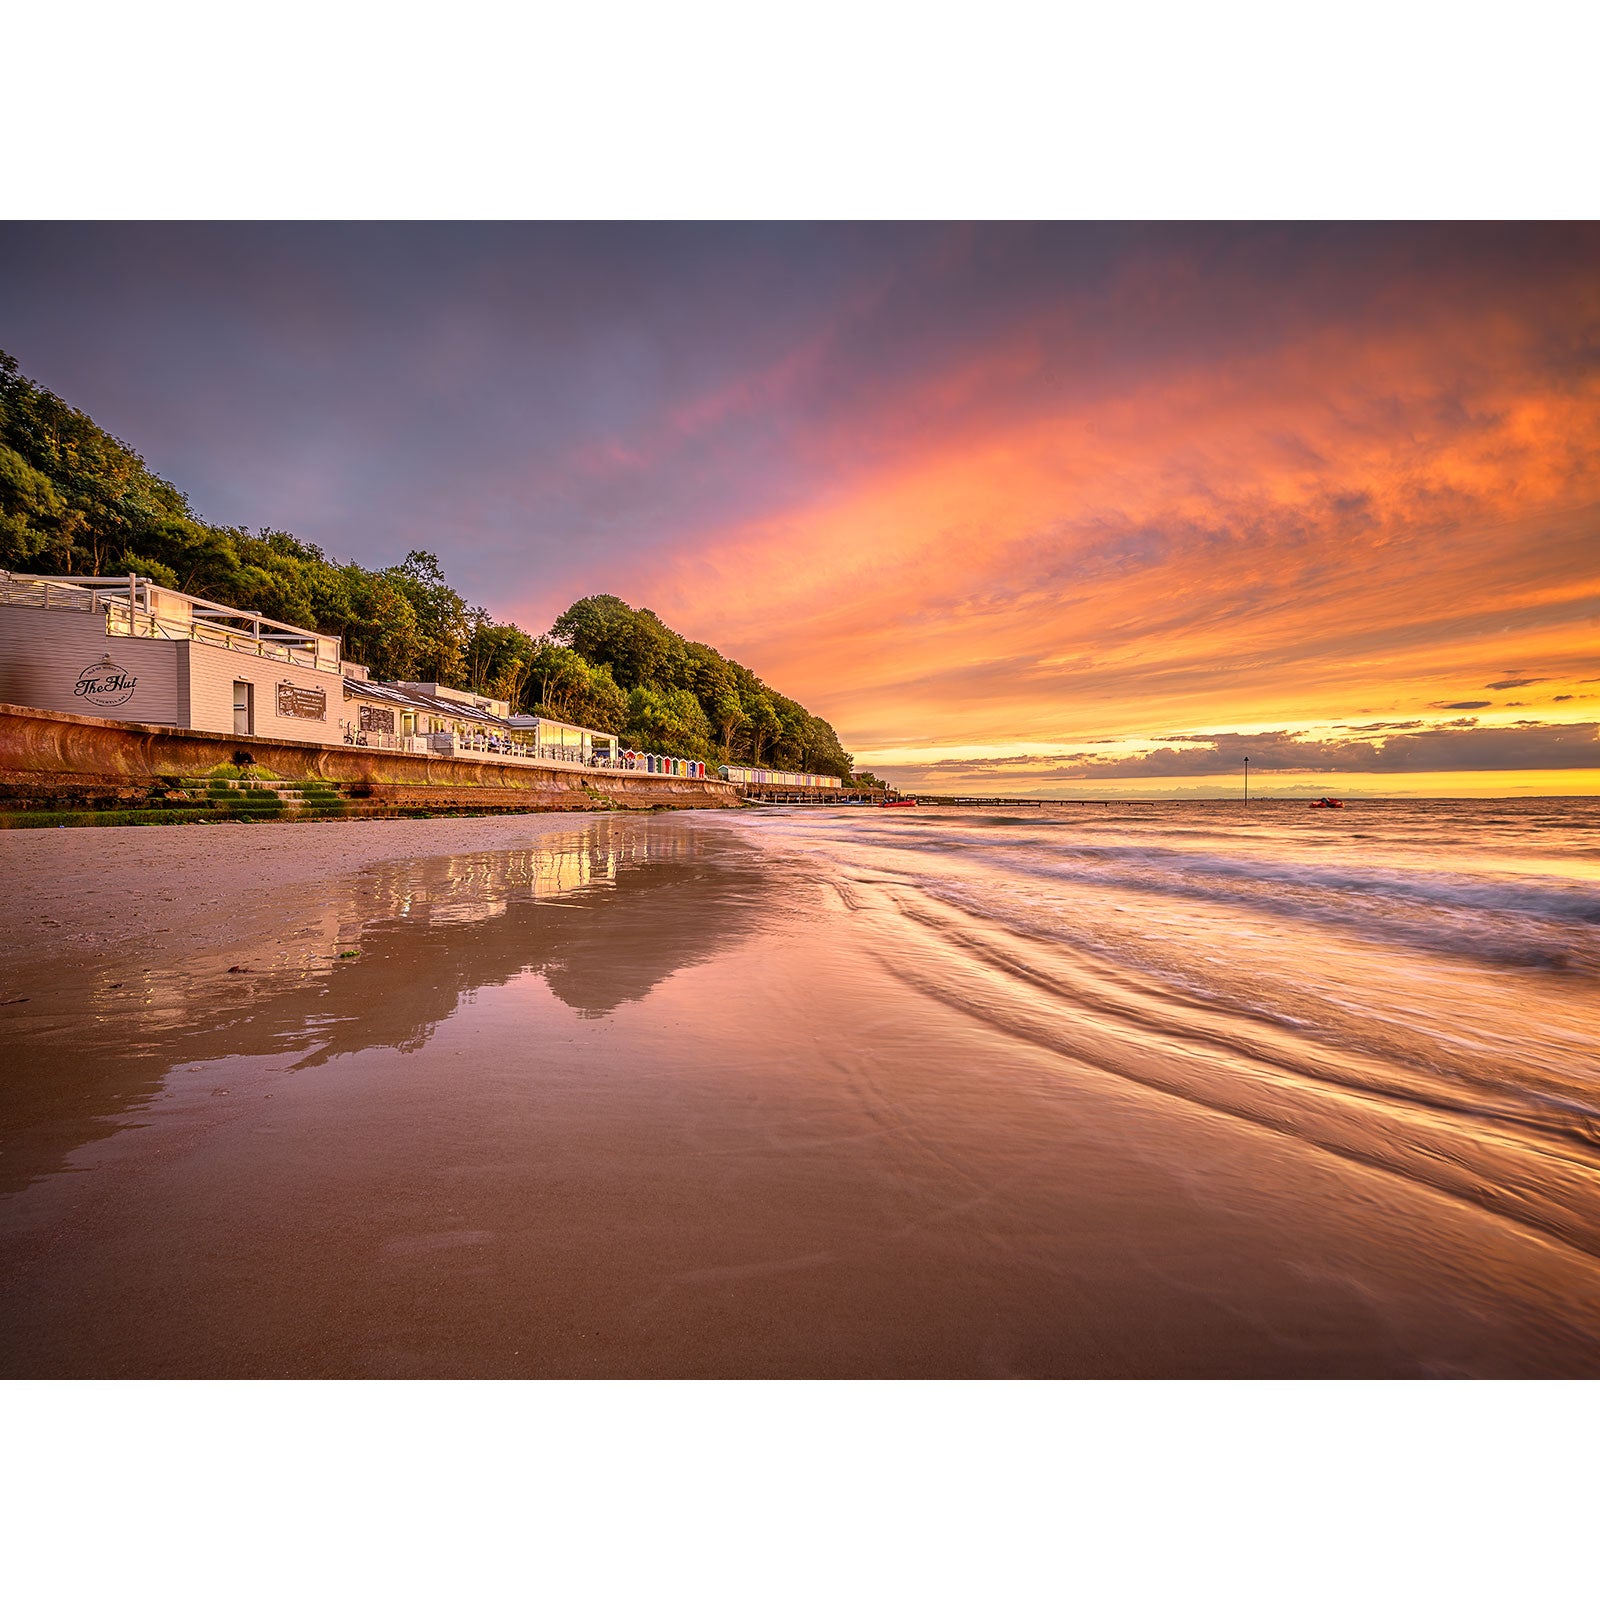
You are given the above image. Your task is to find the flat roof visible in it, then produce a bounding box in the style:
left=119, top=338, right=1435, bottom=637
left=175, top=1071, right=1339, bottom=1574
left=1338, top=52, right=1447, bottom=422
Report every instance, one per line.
left=346, top=683, right=615, bottom=741
left=346, top=679, right=515, bottom=727
left=508, top=713, right=617, bottom=738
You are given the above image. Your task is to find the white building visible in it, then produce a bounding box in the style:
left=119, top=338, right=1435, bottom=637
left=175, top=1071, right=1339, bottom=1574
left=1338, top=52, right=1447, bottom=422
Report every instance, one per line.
left=342, top=676, right=618, bottom=765
left=0, top=571, right=621, bottom=769
left=0, top=571, right=348, bottom=741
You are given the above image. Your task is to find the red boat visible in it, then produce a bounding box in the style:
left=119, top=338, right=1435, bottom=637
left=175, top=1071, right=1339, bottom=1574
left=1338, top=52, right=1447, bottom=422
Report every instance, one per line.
left=880, top=798, right=918, bottom=808
left=1308, top=798, right=1345, bottom=809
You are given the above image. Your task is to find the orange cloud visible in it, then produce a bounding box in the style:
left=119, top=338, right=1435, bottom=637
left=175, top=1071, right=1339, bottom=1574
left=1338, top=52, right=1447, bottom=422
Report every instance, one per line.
left=501, top=232, right=1600, bottom=791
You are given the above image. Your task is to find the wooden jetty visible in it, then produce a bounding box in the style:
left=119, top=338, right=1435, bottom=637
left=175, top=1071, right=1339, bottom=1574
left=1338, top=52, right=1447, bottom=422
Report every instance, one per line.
left=732, top=780, right=888, bottom=804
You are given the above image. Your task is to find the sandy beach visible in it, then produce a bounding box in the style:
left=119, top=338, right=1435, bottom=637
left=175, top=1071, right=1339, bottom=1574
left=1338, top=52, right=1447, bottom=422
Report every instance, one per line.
left=4, top=805, right=1600, bottom=1378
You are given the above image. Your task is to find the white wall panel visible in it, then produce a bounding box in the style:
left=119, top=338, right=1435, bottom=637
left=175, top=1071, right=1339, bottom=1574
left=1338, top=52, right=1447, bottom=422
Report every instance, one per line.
left=180, top=640, right=345, bottom=744
left=0, top=607, right=181, bottom=724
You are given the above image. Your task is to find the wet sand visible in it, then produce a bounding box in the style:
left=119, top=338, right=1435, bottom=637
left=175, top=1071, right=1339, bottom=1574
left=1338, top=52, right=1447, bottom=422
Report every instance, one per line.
left=3, top=810, right=1599, bottom=1377
left=0, top=812, right=617, bottom=983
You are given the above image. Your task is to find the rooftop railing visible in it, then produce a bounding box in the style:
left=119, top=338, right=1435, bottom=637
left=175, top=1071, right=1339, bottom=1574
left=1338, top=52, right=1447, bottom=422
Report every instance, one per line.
left=1, top=571, right=342, bottom=672
left=0, top=572, right=99, bottom=612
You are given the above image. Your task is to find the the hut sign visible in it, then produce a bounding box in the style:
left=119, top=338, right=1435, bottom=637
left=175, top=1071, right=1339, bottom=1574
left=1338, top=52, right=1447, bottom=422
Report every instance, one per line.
left=276, top=683, right=327, bottom=720
left=358, top=704, right=395, bottom=734
left=74, top=655, right=138, bottom=709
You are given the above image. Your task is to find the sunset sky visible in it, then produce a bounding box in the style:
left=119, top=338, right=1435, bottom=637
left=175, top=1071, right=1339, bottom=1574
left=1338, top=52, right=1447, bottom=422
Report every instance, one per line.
left=3, top=222, right=1596, bottom=795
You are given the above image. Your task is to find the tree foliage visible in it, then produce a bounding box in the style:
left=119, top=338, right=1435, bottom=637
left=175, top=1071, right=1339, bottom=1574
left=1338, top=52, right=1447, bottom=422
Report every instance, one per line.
left=524, top=641, right=629, bottom=732
left=0, top=349, right=855, bottom=776
left=550, top=594, right=854, bottom=774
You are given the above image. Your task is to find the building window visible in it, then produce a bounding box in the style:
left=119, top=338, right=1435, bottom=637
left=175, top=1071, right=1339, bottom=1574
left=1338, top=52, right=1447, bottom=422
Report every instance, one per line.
left=233, top=681, right=254, bottom=736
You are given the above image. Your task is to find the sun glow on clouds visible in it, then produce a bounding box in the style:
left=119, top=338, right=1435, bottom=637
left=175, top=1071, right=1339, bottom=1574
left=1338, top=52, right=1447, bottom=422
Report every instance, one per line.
left=495, top=227, right=1600, bottom=795
left=8, top=224, right=1593, bottom=797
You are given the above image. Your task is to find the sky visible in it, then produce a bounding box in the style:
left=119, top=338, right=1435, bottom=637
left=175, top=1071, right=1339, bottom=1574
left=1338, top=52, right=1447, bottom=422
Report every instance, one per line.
left=2, top=221, right=1597, bottom=796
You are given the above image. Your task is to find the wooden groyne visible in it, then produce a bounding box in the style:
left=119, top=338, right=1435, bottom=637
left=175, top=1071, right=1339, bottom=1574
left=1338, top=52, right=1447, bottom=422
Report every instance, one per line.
left=0, top=702, right=741, bottom=825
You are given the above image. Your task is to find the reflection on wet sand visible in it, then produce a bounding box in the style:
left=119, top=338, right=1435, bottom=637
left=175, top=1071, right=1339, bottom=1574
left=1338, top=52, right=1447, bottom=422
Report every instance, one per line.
left=0, top=817, right=770, bottom=1197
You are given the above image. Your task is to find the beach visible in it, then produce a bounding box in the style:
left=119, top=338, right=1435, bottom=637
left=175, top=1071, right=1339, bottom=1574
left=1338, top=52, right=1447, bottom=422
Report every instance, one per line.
left=4, top=802, right=1600, bottom=1378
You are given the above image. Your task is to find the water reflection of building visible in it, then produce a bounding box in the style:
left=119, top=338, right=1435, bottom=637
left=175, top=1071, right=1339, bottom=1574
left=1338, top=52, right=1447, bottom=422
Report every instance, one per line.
left=363, top=824, right=765, bottom=1022
left=1, top=820, right=772, bottom=1194
left=367, top=825, right=674, bottom=930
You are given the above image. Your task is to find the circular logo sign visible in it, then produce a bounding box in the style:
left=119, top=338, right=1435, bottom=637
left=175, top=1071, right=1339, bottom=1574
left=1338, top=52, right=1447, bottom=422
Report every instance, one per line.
left=74, top=656, right=139, bottom=709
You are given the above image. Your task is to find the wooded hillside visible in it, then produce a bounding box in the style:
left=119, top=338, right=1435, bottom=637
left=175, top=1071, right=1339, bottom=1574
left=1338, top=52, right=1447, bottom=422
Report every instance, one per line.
left=0, top=351, right=854, bottom=776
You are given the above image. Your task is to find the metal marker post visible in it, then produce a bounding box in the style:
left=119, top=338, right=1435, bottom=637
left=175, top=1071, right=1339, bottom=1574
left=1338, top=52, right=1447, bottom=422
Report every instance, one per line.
left=1244, top=756, right=1249, bottom=805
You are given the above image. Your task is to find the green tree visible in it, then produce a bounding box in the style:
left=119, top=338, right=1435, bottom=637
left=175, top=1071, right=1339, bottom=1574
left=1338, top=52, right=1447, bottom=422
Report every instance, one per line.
left=551, top=594, right=683, bottom=690
left=622, top=685, right=715, bottom=761
left=0, top=443, right=77, bottom=568
left=465, top=610, right=544, bottom=706
left=385, top=549, right=469, bottom=684
left=338, top=567, right=427, bottom=682
left=527, top=639, right=628, bottom=731
left=742, top=694, right=782, bottom=765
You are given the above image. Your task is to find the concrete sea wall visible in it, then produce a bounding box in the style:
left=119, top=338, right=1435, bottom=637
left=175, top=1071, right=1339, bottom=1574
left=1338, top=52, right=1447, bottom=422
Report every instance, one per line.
left=0, top=702, right=742, bottom=822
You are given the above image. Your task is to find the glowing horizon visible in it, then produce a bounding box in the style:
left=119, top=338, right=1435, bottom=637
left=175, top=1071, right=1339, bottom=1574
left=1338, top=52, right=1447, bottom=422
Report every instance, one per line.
left=3, top=222, right=1596, bottom=796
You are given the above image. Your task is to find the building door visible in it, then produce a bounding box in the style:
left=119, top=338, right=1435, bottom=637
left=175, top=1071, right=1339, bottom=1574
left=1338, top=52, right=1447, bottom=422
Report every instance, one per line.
left=233, top=681, right=254, bottom=735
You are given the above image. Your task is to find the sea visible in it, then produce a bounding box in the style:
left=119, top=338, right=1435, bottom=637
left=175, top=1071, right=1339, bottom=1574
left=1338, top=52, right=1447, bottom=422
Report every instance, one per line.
left=747, top=796, right=1600, bottom=1264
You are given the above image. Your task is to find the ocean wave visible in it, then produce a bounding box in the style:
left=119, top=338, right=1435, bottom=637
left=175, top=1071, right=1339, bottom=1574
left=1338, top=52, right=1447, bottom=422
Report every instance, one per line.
left=837, top=872, right=1600, bottom=1264
left=1003, top=843, right=1600, bottom=921
left=832, top=824, right=1600, bottom=941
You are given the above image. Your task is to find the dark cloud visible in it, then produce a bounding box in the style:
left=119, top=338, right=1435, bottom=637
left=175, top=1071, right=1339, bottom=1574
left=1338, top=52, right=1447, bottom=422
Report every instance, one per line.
left=1431, top=700, right=1493, bottom=710
left=920, top=753, right=1045, bottom=770
left=1555, top=695, right=1573, bottom=702
left=1485, top=676, right=1546, bottom=689
left=2, top=220, right=1596, bottom=633
left=916, top=721, right=1599, bottom=781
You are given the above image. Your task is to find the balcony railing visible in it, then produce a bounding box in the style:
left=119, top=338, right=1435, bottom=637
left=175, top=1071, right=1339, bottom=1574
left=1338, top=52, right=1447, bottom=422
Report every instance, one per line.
left=338, top=727, right=699, bottom=776
left=342, top=731, right=433, bottom=754
left=106, top=607, right=338, bottom=671
left=2, top=571, right=342, bottom=672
